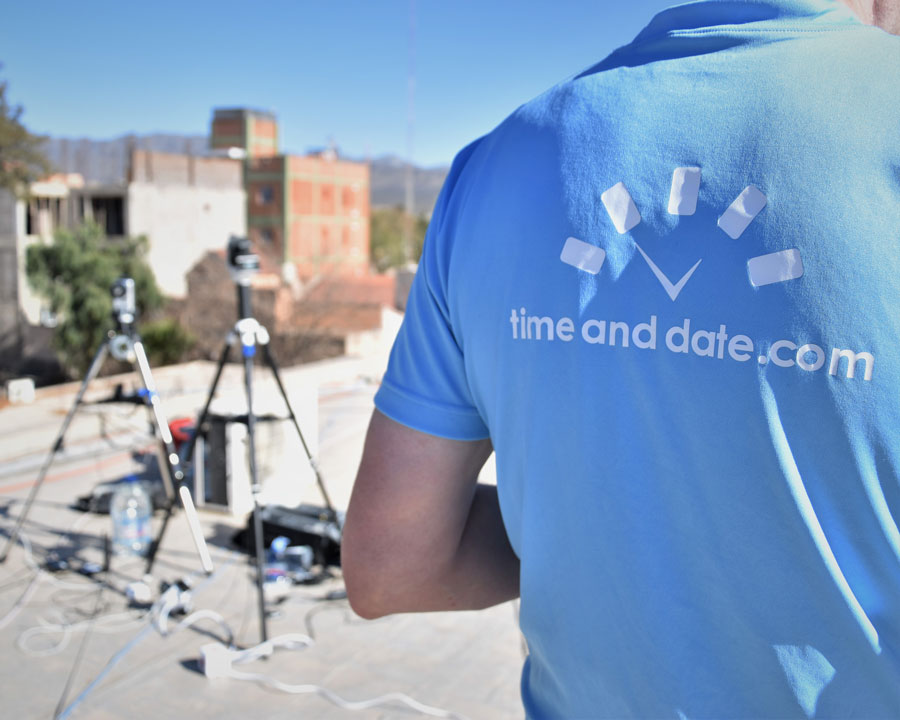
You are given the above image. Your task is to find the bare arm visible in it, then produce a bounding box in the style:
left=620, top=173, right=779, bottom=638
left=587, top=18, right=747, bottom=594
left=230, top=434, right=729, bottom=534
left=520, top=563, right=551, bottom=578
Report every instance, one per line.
left=342, top=409, right=520, bottom=619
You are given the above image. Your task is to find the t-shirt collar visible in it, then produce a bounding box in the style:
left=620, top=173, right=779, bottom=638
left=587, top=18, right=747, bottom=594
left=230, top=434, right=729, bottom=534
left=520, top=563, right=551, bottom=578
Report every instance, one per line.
left=633, top=0, right=862, bottom=42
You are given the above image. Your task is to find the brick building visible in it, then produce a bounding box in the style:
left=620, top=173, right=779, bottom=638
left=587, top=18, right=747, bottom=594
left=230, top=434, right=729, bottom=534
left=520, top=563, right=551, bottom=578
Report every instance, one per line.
left=210, top=108, right=370, bottom=282
left=210, top=108, right=278, bottom=159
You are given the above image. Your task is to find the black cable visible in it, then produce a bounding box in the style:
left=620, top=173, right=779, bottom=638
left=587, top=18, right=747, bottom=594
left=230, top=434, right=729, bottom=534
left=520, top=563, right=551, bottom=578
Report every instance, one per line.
left=0, top=568, right=36, bottom=594
left=52, top=535, right=110, bottom=720
left=53, top=582, right=105, bottom=719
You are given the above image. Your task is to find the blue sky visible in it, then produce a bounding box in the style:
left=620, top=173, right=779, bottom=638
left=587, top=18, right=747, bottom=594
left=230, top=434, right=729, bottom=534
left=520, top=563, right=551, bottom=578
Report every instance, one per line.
left=1, top=0, right=675, bottom=167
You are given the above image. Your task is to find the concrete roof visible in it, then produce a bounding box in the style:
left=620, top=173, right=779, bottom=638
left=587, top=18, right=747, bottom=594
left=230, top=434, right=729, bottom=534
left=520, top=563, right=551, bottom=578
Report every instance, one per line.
left=0, top=357, right=521, bottom=719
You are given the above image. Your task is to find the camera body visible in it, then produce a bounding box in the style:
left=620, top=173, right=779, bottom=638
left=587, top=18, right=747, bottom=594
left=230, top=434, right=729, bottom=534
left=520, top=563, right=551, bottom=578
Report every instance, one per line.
left=227, top=236, right=260, bottom=285
left=111, top=277, right=136, bottom=325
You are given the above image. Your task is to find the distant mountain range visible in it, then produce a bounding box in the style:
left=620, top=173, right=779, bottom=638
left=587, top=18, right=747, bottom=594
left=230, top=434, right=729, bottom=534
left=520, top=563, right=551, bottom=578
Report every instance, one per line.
left=40, top=135, right=449, bottom=215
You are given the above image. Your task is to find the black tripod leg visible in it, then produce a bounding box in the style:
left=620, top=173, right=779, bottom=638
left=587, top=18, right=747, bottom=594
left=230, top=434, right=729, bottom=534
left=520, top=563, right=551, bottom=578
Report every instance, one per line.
left=0, top=342, right=109, bottom=563
left=242, top=343, right=269, bottom=643
left=153, top=337, right=232, bottom=576
left=180, top=338, right=234, bottom=467
left=260, top=343, right=337, bottom=519
left=144, top=496, right=176, bottom=573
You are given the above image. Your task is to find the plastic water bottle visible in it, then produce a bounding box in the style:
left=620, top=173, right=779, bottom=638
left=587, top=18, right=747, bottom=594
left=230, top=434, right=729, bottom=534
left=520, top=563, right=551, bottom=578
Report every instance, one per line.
left=111, top=476, right=152, bottom=556
left=265, top=536, right=290, bottom=582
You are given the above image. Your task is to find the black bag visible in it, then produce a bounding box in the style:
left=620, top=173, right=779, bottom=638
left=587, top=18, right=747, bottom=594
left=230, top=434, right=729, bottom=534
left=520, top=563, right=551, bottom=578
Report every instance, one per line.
left=232, top=504, right=342, bottom=567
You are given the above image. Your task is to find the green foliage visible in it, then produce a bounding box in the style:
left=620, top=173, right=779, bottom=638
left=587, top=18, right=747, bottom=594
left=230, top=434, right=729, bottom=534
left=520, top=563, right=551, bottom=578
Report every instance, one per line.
left=140, top=317, right=195, bottom=368
left=0, top=71, right=52, bottom=196
left=369, top=206, right=428, bottom=272
left=25, top=222, right=164, bottom=377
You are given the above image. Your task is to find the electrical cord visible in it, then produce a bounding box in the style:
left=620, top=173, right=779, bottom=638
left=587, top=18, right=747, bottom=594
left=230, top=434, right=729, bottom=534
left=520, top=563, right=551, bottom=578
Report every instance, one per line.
left=0, top=570, right=43, bottom=632
left=54, top=553, right=240, bottom=720
left=53, top=583, right=105, bottom=720
left=298, top=595, right=375, bottom=639
left=9, top=518, right=474, bottom=720
left=6, top=520, right=148, bottom=658
left=226, top=667, right=470, bottom=719
left=54, top=621, right=155, bottom=720
left=201, top=631, right=470, bottom=720
left=152, top=580, right=234, bottom=647
left=17, top=608, right=149, bottom=657
left=0, top=567, right=38, bottom=594
left=6, top=508, right=143, bottom=592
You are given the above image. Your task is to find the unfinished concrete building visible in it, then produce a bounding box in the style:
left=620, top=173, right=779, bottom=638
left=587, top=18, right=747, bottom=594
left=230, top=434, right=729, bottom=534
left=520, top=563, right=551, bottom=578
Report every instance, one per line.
left=0, top=152, right=245, bottom=376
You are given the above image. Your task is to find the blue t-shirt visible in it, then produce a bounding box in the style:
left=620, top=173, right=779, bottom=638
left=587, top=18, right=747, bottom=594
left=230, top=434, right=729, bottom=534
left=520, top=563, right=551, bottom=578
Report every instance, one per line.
left=375, top=1, right=900, bottom=717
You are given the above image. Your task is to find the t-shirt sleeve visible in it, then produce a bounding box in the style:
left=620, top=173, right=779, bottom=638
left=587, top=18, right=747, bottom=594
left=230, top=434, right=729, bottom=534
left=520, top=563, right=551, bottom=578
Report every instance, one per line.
left=374, top=141, right=490, bottom=441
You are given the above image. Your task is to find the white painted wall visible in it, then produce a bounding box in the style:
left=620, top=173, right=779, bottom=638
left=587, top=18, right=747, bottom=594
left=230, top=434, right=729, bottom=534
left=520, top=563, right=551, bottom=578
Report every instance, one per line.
left=344, top=305, right=404, bottom=378
left=127, top=183, right=246, bottom=298
left=0, top=192, right=47, bottom=327
left=17, top=236, right=46, bottom=325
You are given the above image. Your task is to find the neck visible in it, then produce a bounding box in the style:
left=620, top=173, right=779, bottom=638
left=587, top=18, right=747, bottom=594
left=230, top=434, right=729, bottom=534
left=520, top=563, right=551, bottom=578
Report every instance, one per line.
left=837, top=0, right=900, bottom=34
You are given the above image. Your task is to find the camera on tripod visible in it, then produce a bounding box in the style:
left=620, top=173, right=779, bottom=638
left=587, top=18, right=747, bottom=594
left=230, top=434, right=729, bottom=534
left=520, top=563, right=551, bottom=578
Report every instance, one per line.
left=110, top=278, right=137, bottom=361
left=111, top=277, right=136, bottom=326
left=227, top=236, right=260, bottom=285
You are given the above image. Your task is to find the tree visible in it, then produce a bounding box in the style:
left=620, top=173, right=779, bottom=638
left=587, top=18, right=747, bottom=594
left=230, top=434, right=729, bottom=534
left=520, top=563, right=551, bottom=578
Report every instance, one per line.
left=140, top=316, right=196, bottom=368
left=0, top=70, right=52, bottom=195
left=25, top=222, right=164, bottom=377
left=369, top=206, right=428, bottom=272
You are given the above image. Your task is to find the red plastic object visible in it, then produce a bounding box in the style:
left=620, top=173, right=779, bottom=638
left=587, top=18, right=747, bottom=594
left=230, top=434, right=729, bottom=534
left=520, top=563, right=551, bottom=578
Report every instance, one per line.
left=168, top=417, right=194, bottom=450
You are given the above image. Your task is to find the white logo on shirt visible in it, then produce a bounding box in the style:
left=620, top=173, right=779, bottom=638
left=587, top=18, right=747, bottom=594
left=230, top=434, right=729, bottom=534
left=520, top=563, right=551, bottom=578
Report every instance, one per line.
left=544, top=167, right=874, bottom=380
left=560, top=168, right=804, bottom=299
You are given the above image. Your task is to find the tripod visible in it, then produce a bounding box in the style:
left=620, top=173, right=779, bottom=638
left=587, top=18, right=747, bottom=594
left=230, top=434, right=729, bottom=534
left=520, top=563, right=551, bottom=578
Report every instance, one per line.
left=180, top=240, right=338, bottom=643
left=0, top=309, right=214, bottom=577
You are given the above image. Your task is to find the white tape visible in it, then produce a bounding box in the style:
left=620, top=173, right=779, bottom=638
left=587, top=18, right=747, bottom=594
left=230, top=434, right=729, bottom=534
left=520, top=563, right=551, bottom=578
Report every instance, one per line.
left=560, top=236, right=606, bottom=275
left=748, top=248, right=804, bottom=287
left=601, top=182, right=641, bottom=234
left=668, top=166, right=701, bottom=216
left=718, top=185, right=767, bottom=239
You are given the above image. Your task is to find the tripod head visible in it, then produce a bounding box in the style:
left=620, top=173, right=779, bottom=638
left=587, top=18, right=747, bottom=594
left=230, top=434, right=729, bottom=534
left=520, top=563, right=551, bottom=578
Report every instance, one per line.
left=227, top=236, right=260, bottom=320
left=110, top=277, right=137, bottom=360
left=111, top=277, right=136, bottom=328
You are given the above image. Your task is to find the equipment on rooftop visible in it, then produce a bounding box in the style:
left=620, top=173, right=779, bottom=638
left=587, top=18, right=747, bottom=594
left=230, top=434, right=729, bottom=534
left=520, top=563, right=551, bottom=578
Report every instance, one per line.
left=0, top=278, right=214, bottom=578
left=233, top=504, right=342, bottom=568
left=179, top=235, right=341, bottom=644
left=110, top=277, right=137, bottom=325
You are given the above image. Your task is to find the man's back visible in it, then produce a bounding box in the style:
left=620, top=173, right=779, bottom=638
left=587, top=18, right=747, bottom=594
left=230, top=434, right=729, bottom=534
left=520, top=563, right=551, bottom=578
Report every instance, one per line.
left=361, top=1, right=900, bottom=716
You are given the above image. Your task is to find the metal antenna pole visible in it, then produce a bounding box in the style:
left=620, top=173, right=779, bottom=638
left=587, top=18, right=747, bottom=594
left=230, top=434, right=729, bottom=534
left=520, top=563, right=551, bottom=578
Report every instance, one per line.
left=404, top=0, right=417, bottom=262
left=236, top=306, right=270, bottom=643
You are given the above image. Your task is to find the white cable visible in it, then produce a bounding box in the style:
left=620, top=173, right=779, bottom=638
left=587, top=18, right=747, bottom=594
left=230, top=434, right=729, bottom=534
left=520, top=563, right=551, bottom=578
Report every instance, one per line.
left=0, top=518, right=128, bottom=649
left=226, top=667, right=470, bottom=720
left=216, top=631, right=469, bottom=720
left=17, top=610, right=149, bottom=657
left=231, top=633, right=314, bottom=663
left=11, top=519, right=113, bottom=592
left=150, top=581, right=235, bottom=648
left=15, top=527, right=41, bottom=572
left=167, top=609, right=234, bottom=647
left=152, top=586, right=181, bottom=635
left=0, top=571, right=43, bottom=632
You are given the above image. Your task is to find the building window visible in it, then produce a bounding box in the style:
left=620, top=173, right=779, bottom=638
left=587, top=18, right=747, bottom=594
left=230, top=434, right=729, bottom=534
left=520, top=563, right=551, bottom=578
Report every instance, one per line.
left=91, top=196, right=125, bottom=236
left=261, top=228, right=275, bottom=245
left=341, top=186, right=356, bottom=213
left=256, top=185, right=275, bottom=205
left=321, top=185, right=335, bottom=215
